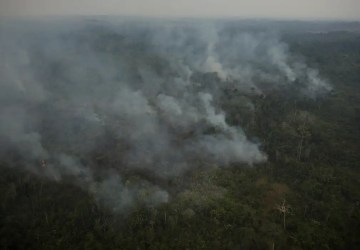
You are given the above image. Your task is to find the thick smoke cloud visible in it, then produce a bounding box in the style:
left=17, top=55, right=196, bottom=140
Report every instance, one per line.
left=0, top=19, right=330, bottom=212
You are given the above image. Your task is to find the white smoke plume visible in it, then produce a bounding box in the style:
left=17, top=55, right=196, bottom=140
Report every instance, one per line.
left=0, top=18, right=330, bottom=212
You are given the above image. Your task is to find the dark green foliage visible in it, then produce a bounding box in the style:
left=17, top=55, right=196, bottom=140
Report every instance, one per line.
left=1, top=25, right=360, bottom=249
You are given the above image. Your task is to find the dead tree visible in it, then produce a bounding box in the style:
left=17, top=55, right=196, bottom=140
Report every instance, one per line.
left=275, top=199, right=290, bottom=230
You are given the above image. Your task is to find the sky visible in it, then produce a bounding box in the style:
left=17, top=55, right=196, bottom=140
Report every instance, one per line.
left=0, top=0, right=360, bottom=20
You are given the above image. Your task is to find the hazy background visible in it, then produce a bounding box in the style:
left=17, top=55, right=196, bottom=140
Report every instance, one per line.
left=1, top=0, right=360, bottom=20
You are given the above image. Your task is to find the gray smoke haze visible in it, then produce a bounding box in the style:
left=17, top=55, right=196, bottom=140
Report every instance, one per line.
left=0, top=18, right=331, bottom=212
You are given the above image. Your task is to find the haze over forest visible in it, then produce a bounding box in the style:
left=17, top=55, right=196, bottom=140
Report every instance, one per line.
left=0, top=1, right=360, bottom=249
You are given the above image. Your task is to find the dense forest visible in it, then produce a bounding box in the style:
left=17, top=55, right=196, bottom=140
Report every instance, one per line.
left=0, top=19, right=360, bottom=249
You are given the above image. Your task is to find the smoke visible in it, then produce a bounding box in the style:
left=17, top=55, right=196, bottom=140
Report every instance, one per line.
left=0, top=18, right=330, bottom=212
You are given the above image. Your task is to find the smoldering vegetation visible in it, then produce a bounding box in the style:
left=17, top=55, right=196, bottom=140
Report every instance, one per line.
left=0, top=18, right=331, bottom=212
